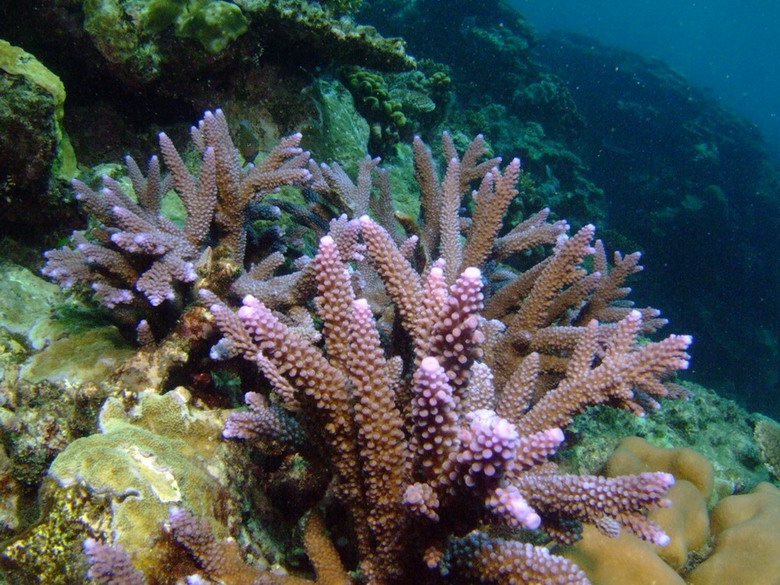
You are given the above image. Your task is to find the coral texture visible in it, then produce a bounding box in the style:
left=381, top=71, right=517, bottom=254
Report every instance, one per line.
left=42, top=109, right=312, bottom=342
left=204, top=123, right=691, bottom=584
left=36, top=109, right=691, bottom=584
left=687, top=482, right=780, bottom=585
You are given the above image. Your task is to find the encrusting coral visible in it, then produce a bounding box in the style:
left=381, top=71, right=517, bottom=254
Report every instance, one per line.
left=39, top=109, right=691, bottom=584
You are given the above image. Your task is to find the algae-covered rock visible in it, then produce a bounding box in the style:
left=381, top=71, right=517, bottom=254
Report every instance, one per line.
left=130, top=0, right=250, bottom=55
left=64, top=0, right=413, bottom=88
left=0, top=261, right=134, bottom=386
left=321, top=0, right=361, bottom=14
left=0, top=388, right=238, bottom=585
left=0, top=40, right=76, bottom=232
left=0, top=263, right=124, bottom=492
left=234, top=0, right=414, bottom=71
left=341, top=65, right=449, bottom=154
left=20, top=326, right=134, bottom=385
left=82, top=0, right=245, bottom=78
left=301, top=78, right=370, bottom=171
left=174, top=0, right=250, bottom=53
left=0, top=483, right=112, bottom=585
left=0, top=444, right=22, bottom=542
left=83, top=0, right=149, bottom=68
left=754, top=416, right=780, bottom=480
left=559, top=382, right=771, bottom=494
left=0, top=261, right=62, bottom=339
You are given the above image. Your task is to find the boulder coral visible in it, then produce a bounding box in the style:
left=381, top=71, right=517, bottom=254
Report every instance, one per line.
left=687, top=482, right=780, bottom=585
left=564, top=437, right=780, bottom=585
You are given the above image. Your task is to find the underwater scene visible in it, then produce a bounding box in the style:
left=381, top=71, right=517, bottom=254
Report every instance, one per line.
left=0, top=1, right=779, bottom=584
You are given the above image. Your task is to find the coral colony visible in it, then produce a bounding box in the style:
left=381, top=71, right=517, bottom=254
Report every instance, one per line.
left=44, top=110, right=691, bottom=585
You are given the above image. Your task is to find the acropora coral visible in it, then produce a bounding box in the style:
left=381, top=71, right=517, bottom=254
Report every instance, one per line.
left=36, top=109, right=693, bottom=584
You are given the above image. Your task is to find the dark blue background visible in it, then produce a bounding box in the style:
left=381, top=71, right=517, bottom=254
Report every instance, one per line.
left=515, top=0, right=780, bottom=160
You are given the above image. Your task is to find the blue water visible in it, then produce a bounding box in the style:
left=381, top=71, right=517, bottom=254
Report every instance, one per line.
left=514, top=0, right=780, bottom=161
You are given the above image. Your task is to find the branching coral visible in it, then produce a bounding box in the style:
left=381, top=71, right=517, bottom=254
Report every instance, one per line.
left=42, top=109, right=312, bottom=343
left=204, top=126, right=691, bottom=584
left=48, top=110, right=689, bottom=584
left=84, top=507, right=351, bottom=585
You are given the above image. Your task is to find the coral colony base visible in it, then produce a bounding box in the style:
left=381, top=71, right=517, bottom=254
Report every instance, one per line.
left=41, top=110, right=691, bottom=585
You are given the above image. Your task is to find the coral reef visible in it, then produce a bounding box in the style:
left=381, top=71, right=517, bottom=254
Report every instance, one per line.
left=0, top=63, right=776, bottom=583
left=18, top=105, right=697, bottom=582
left=201, top=118, right=692, bottom=583
left=3, top=0, right=780, bottom=582
left=556, top=381, right=771, bottom=496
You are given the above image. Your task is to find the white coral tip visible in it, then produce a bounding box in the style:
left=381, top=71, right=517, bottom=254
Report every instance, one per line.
left=420, top=356, right=441, bottom=372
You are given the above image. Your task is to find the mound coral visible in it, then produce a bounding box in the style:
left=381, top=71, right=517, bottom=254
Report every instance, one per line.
left=687, top=482, right=780, bottom=585
left=42, top=110, right=312, bottom=343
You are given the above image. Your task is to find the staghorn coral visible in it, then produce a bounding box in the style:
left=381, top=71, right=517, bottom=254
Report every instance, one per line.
left=81, top=505, right=351, bottom=585
left=205, top=128, right=691, bottom=584
left=84, top=538, right=149, bottom=585
left=42, top=109, right=312, bottom=344
left=559, top=439, right=709, bottom=585
left=163, top=506, right=267, bottom=585
left=33, top=110, right=690, bottom=584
